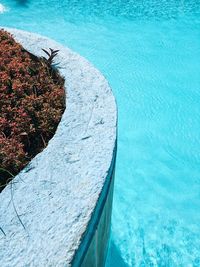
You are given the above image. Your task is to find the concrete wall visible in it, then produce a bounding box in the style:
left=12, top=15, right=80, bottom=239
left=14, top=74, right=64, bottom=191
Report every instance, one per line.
left=73, top=149, right=116, bottom=267
left=0, top=28, right=117, bottom=267
left=80, top=167, right=115, bottom=267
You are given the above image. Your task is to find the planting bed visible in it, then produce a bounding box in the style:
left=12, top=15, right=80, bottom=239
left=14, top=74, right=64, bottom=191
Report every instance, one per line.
left=0, top=30, right=65, bottom=191
left=0, top=28, right=117, bottom=267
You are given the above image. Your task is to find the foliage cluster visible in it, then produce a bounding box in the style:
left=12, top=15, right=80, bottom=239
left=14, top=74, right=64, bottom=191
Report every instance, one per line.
left=0, top=29, right=65, bottom=191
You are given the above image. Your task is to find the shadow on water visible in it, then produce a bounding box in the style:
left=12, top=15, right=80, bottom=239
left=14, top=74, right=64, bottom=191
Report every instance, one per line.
left=15, top=0, right=29, bottom=6
left=106, top=239, right=128, bottom=267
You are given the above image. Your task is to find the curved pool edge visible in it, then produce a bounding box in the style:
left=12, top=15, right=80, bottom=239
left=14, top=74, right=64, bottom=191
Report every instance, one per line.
left=72, top=143, right=117, bottom=267
left=0, top=28, right=117, bottom=266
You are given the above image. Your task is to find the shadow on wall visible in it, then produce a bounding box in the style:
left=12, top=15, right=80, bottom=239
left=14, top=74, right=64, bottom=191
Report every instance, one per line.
left=106, top=239, right=128, bottom=267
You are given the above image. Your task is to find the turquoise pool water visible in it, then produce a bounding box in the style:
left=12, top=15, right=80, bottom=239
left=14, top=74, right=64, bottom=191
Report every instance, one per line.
left=1, top=1, right=200, bottom=266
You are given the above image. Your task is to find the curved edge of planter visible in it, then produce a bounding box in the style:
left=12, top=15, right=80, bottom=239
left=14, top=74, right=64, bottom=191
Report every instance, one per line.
left=0, top=28, right=117, bottom=267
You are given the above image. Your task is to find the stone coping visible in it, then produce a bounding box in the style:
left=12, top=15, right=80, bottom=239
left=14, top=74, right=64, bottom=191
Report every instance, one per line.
left=0, top=28, right=117, bottom=266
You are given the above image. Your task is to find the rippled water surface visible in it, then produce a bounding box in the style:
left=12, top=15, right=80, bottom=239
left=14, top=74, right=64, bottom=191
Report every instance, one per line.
left=1, top=1, right=200, bottom=266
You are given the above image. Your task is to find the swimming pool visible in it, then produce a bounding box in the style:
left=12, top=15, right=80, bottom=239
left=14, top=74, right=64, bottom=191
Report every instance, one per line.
left=1, top=1, right=200, bottom=266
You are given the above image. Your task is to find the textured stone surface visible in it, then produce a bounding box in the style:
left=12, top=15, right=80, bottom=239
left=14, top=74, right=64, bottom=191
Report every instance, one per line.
left=80, top=169, right=115, bottom=267
left=0, top=28, right=117, bottom=267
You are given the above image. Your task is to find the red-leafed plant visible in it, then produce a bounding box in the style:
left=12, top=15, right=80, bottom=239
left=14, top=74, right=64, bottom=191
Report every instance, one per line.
left=0, top=29, right=65, bottom=191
